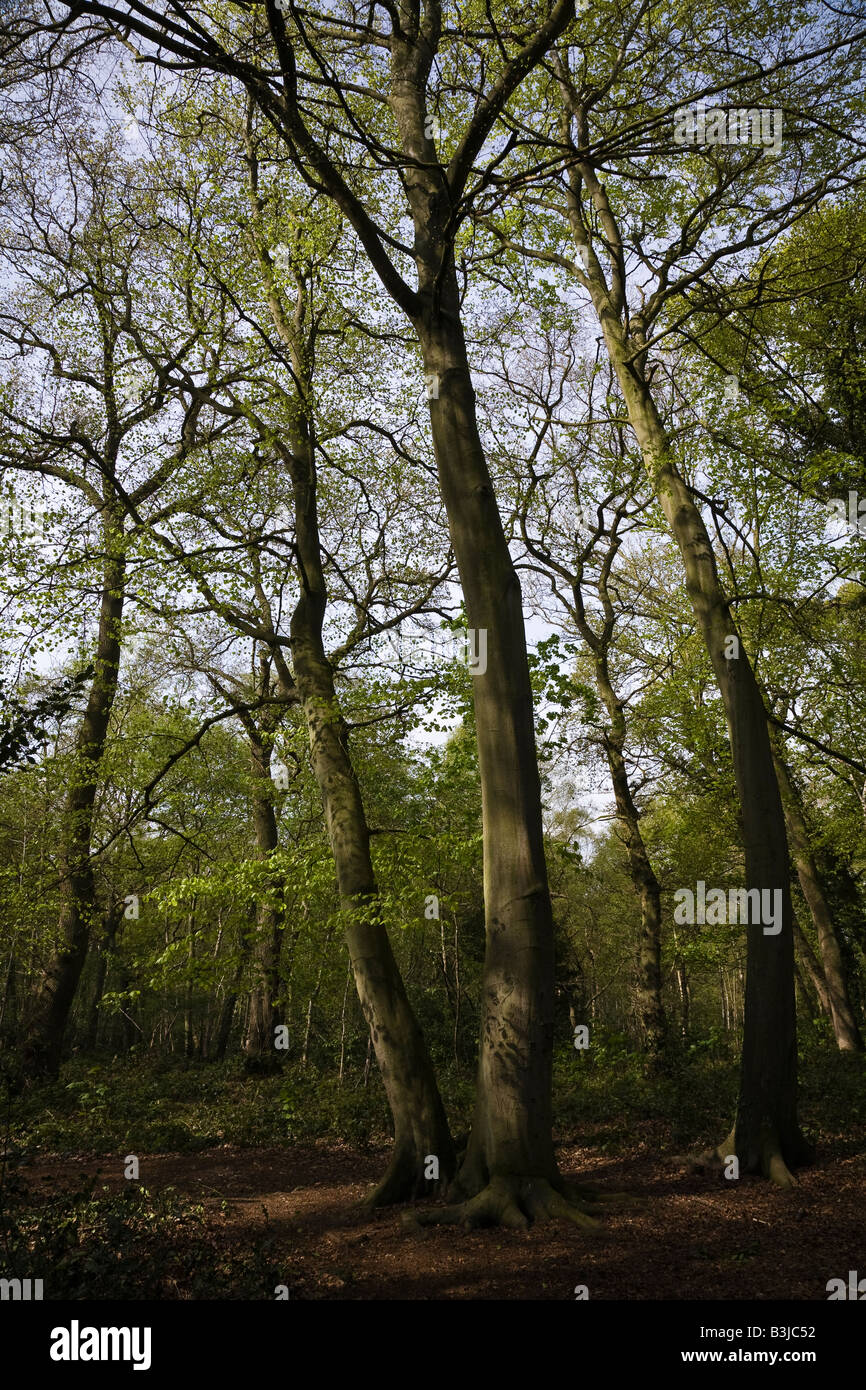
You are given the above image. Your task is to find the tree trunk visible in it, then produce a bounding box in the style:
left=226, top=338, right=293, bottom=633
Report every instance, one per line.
left=771, top=743, right=863, bottom=1051
left=243, top=716, right=285, bottom=1064
left=213, top=990, right=239, bottom=1061
left=546, top=68, right=811, bottom=1177
left=212, top=922, right=251, bottom=1062
left=590, top=652, right=666, bottom=1058
left=414, top=304, right=567, bottom=1222
left=277, top=419, right=455, bottom=1204
left=792, top=914, right=834, bottom=1022
left=82, top=906, right=123, bottom=1051
left=301, top=992, right=314, bottom=1068
left=338, top=965, right=351, bottom=1086
left=22, top=515, right=126, bottom=1079
left=361, top=24, right=592, bottom=1229
left=245, top=147, right=453, bottom=1201
left=622, top=378, right=802, bottom=1178
left=0, top=953, right=18, bottom=1046
left=562, top=201, right=806, bottom=1179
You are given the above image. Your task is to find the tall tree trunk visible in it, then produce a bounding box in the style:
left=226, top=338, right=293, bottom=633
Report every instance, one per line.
left=243, top=139, right=453, bottom=1203
left=269, top=423, right=453, bottom=1203
left=82, top=906, right=122, bottom=1051
left=589, top=650, right=666, bottom=1059
left=22, top=513, right=126, bottom=1079
left=771, top=743, right=863, bottom=1052
left=792, top=914, right=835, bottom=1024
left=327, top=9, right=585, bottom=1229
left=283, top=442, right=455, bottom=1200
left=414, top=305, right=566, bottom=1220
left=556, top=131, right=807, bottom=1180
left=614, top=368, right=802, bottom=1179
left=243, top=712, right=285, bottom=1065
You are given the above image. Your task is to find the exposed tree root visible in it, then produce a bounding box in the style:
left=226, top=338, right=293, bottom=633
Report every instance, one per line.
left=765, top=1149, right=797, bottom=1188
left=405, top=1174, right=601, bottom=1231
left=682, top=1126, right=802, bottom=1188
left=360, top=1142, right=453, bottom=1210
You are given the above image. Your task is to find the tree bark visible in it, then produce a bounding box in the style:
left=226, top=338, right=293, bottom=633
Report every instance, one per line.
left=81, top=905, right=123, bottom=1051
left=263, top=316, right=454, bottom=1199
left=22, top=510, right=126, bottom=1079
left=771, top=742, right=863, bottom=1051
left=592, top=652, right=666, bottom=1058
left=243, top=708, right=285, bottom=1064
left=415, top=302, right=565, bottom=1217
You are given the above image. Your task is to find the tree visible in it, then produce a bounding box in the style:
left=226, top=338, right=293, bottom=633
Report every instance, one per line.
left=484, top=3, right=865, bottom=1180
left=32, top=0, right=602, bottom=1226
left=0, top=118, right=219, bottom=1077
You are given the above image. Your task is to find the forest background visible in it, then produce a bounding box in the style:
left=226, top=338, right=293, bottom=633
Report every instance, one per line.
left=0, top=0, right=864, bottom=1300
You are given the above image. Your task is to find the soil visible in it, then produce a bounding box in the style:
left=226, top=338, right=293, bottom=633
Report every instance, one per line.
left=23, top=1140, right=866, bottom=1300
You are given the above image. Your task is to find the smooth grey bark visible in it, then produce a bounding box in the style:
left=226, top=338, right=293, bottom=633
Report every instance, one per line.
left=381, top=20, right=596, bottom=1227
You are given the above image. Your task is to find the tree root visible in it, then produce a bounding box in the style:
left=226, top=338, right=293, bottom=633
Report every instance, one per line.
left=405, top=1174, right=601, bottom=1231
left=682, top=1127, right=799, bottom=1188
left=360, top=1143, right=453, bottom=1210
left=764, top=1149, right=797, bottom=1189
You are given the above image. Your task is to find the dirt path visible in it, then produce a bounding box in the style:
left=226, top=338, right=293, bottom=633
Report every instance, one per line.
left=25, top=1142, right=866, bottom=1299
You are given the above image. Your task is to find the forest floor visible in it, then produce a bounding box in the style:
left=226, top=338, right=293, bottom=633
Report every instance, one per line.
left=22, top=1136, right=866, bottom=1300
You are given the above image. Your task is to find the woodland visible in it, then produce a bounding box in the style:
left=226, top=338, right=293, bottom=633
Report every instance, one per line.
left=0, top=0, right=865, bottom=1303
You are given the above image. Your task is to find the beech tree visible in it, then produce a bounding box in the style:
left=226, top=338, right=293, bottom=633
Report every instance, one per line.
left=26, top=0, right=611, bottom=1226
left=481, top=0, right=866, bottom=1181
left=88, top=85, right=464, bottom=1197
